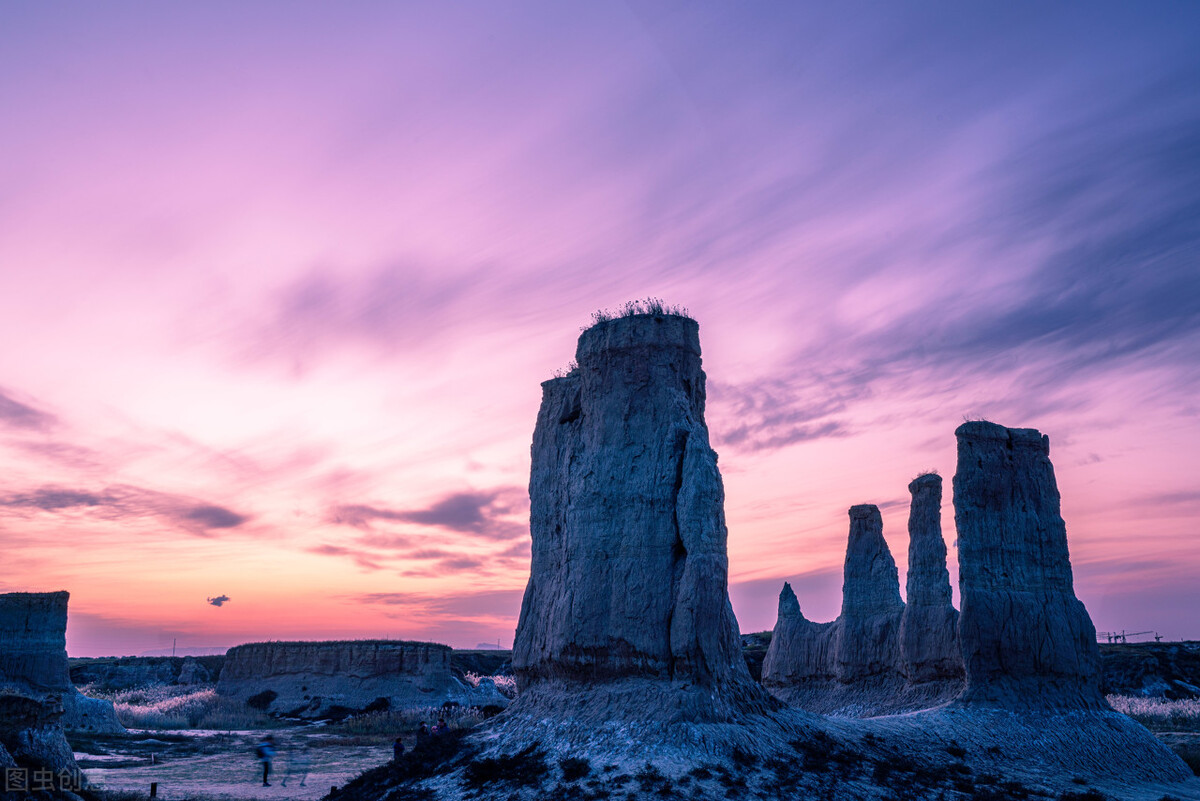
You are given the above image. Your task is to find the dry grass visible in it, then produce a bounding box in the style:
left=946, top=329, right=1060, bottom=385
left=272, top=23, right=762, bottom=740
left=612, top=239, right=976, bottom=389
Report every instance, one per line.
left=1108, top=695, right=1200, bottom=732
left=463, top=671, right=517, bottom=699
left=82, top=684, right=280, bottom=730
left=326, top=705, right=485, bottom=736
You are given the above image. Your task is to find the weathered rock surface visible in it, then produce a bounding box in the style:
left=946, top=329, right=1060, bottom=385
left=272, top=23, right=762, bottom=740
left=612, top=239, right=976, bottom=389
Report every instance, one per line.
left=0, top=592, right=95, bottom=791
left=952, top=421, right=1106, bottom=711
left=0, top=591, right=123, bottom=734
left=760, top=583, right=835, bottom=695
left=511, top=313, right=775, bottom=722
left=834, top=504, right=905, bottom=683
left=216, top=640, right=507, bottom=717
left=762, top=506, right=914, bottom=715
left=898, top=474, right=963, bottom=700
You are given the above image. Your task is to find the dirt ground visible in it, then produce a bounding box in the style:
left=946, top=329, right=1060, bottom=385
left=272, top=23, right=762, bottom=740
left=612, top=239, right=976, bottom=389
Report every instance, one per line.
left=77, top=727, right=394, bottom=801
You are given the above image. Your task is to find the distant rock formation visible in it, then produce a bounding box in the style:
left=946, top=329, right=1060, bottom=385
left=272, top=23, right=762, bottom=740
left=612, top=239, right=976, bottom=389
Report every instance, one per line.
left=216, top=640, right=507, bottom=717
left=898, top=474, right=962, bottom=701
left=70, top=655, right=223, bottom=691
left=0, top=591, right=123, bottom=734
left=952, top=421, right=1106, bottom=710
left=760, top=582, right=835, bottom=697
left=762, top=505, right=910, bottom=715
left=512, top=313, right=775, bottom=722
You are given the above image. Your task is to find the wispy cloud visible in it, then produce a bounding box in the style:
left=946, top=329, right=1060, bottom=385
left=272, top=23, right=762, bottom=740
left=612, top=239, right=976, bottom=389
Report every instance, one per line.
left=0, top=484, right=250, bottom=536
left=330, top=488, right=526, bottom=539
left=0, top=388, right=55, bottom=431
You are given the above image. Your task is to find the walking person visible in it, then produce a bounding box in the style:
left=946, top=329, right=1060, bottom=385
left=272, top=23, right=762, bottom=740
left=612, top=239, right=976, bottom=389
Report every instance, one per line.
left=281, top=742, right=311, bottom=788
left=393, top=736, right=405, bottom=763
left=255, top=734, right=276, bottom=787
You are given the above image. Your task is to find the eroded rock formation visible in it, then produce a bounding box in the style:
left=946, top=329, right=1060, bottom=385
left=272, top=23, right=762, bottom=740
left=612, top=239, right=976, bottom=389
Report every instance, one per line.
left=0, top=591, right=123, bottom=735
left=762, top=505, right=910, bottom=715
left=217, top=640, right=506, bottom=717
left=70, top=655, right=222, bottom=690
left=952, top=421, right=1106, bottom=710
left=760, top=583, right=834, bottom=699
left=898, top=474, right=962, bottom=700
left=834, top=504, right=905, bottom=684
left=0, top=591, right=97, bottom=791
left=512, top=313, right=775, bottom=721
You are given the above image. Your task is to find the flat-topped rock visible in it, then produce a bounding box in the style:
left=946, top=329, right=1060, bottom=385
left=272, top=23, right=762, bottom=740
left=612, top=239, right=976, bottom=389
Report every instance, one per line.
left=952, top=421, right=1106, bottom=710
left=0, top=591, right=123, bottom=734
left=217, top=640, right=506, bottom=717
left=512, top=313, right=775, bottom=721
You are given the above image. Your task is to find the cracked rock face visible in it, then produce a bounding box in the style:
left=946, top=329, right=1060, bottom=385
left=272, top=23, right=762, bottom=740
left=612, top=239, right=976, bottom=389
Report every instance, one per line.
left=899, top=474, right=962, bottom=685
left=512, top=314, right=771, bottom=720
left=953, top=421, right=1106, bottom=710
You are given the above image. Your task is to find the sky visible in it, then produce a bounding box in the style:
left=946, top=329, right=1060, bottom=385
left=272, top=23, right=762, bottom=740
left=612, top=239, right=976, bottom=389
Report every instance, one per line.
left=2, top=2, right=1198, bottom=657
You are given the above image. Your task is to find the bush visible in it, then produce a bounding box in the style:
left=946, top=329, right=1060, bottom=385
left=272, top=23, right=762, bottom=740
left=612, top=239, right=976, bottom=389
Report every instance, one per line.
left=560, top=757, right=591, bottom=782
left=462, top=744, right=550, bottom=789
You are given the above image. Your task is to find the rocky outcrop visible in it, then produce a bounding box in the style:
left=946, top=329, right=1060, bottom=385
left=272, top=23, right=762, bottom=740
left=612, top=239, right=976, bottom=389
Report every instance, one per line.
left=216, top=640, right=507, bottom=717
left=760, top=583, right=835, bottom=696
left=952, top=421, right=1106, bottom=711
left=833, top=504, right=905, bottom=683
left=511, top=312, right=775, bottom=722
left=0, top=591, right=123, bottom=734
left=898, top=474, right=962, bottom=701
left=69, top=655, right=223, bottom=691
left=0, top=591, right=96, bottom=792
left=762, top=505, right=909, bottom=715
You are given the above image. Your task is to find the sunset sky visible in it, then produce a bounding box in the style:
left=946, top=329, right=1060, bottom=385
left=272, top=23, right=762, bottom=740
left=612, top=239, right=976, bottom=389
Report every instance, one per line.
left=3, top=3, right=1198, bottom=657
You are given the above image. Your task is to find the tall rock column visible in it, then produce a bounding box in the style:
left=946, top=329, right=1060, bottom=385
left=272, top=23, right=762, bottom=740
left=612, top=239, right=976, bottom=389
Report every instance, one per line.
left=899, top=474, right=962, bottom=686
left=833, top=505, right=905, bottom=682
left=953, top=421, right=1105, bottom=710
left=512, top=313, right=770, bottom=720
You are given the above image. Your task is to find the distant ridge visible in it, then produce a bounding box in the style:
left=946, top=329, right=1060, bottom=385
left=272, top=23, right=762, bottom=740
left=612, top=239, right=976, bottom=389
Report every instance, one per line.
left=139, top=645, right=229, bottom=656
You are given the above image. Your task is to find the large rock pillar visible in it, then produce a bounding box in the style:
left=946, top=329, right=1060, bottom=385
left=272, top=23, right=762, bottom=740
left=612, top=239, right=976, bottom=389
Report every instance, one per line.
left=952, top=421, right=1105, bottom=710
left=512, top=313, right=770, bottom=720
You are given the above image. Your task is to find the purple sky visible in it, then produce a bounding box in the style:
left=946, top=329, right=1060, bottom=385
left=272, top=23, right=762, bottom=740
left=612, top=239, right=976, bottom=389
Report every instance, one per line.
left=2, top=3, right=1198, bottom=656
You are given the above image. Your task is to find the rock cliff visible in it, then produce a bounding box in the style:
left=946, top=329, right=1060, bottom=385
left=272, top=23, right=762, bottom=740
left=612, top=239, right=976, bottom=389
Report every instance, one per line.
left=952, top=421, right=1106, bottom=711
left=511, top=312, right=775, bottom=722
left=0, top=591, right=123, bottom=734
left=898, top=474, right=962, bottom=700
left=216, top=640, right=506, bottom=717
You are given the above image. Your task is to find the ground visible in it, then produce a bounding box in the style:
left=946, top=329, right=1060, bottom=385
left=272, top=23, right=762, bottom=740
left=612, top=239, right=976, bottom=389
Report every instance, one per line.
left=76, top=728, right=392, bottom=801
